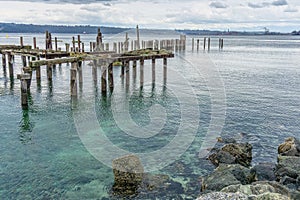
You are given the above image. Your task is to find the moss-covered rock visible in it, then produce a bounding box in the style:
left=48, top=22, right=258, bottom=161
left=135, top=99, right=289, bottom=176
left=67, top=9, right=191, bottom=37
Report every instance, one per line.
left=208, top=142, right=252, bottom=167
left=112, top=154, right=144, bottom=196
left=278, top=137, right=300, bottom=157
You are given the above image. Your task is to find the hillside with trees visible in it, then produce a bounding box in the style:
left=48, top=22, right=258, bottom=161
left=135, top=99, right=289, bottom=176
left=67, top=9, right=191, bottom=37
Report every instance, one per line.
left=0, top=23, right=129, bottom=34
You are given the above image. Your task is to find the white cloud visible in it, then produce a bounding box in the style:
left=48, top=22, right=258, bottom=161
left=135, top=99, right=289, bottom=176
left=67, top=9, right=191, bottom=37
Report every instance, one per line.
left=0, top=0, right=299, bottom=32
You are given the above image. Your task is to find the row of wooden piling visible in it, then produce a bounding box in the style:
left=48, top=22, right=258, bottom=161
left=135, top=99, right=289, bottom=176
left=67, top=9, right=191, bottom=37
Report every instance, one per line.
left=69, top=57, right=168, bottom=96
left=191, top=37, right=224, bottom=51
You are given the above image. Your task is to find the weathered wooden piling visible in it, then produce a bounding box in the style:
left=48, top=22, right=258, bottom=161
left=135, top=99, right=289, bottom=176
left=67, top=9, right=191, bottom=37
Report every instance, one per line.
left=192, top=38, right=194, bottom=51
left=208, top=38, right=211, bottom=51
left=20, top=36, right=24, bottom=47
left=20, top=73, right=31, bottom=108
left=118, top=42, right=121, bottom=54
left=197, top=39, right=200, bottom=51
left=136, top=25, right=140, bottom=49
left=204, top=37, right=206, bottom=50
left=82, top=43, right=85, bottom=52
left=21, top=56, right=27, bottom=67
left=121, top=61, right=125, bottom=77
left=23, top=67, right=32, bottom=89
left=125, top=32, right=129, bottom=52
left=36, top=66, right=41, bottom=84
left=163, top=57, right=167, bottom=84
left=45, top=31, right=52, bottom=50
left=175, top=39, right=178, bottom=51
left=55, top=37, right=58, bottom=51
left=7, top=52, right=14, bottom=79
left=152, top=58, right=155, bottom=84
left=65, top=43, right=70, bottom=53
left=2, top=54, right=6, bottom=69
left=140, top=59, right=144, bottom=88
left=77, top=35, right=81, bottom=52
left=92, top=60, right=98, bottom=84
left=113, top=43, right=117, bottom=52
left=154, top=40, right=159, bottom=50
left=33, top=37, right=37, bottom=49
left=101, top=64, right=107, bottom=93
left=47, top=64, right=53, bottom=81
left=78, top=61, right=83, bottom=85
left=90, top=42, right=93, bottom=52
left=132, top=60, right=137, bottom=80
left=221, top=39, right=224, bottom=49
left=72, top=37, right=76, bottom=52
left=96, top=28, right=103, bottom=49
left=108, top=63, right=114, bottom=91
left=125, top=60, right=130, bottom=86
left=20, top=37, right=27, bottom=67
left=70, top=62, right=77, bottom=96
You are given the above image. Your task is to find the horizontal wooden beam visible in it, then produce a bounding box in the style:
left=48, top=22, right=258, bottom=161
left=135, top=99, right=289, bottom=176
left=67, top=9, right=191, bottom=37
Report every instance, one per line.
left=30, top=57, right=81, bottom=68
left=0, top=45, right=32, bottom=50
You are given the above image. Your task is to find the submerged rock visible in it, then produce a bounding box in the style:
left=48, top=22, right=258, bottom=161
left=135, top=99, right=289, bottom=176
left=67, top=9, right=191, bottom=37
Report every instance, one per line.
left=208, top=142, right=252, bottom=167
left=201, top=164, right=255, bottom=192
left=110, top=155, right=185, bottom=199
left=112, top=154, right=144, bottom=196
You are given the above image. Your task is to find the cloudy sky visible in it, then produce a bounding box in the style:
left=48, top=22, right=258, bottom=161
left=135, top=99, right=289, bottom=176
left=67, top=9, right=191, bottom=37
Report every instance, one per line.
left=0, top=0, right=299, bottom=32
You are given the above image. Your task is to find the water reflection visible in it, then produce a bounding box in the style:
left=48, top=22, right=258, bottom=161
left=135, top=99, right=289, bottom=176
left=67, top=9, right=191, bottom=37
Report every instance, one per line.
left=3, top=65, right=7, bottom=78
left=48, top=79, right=53, bottom=97
left=19, top=109, right=34, bottom=144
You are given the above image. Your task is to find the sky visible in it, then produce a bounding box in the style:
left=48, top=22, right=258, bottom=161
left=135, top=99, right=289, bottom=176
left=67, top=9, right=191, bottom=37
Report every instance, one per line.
left=0, top=0, right=299, bottom=32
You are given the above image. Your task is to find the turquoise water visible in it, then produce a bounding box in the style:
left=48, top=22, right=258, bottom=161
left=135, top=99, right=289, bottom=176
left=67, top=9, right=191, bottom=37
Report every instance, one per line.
left=0, top=32, right=300, bottom=199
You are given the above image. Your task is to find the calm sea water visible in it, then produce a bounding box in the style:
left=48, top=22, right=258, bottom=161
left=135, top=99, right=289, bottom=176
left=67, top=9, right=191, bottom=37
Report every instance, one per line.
left=0, top=31, right=300, bottom=199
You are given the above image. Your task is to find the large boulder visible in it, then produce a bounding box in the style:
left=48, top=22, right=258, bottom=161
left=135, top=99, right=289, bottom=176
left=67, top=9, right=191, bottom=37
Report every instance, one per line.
left=276, top=155, right=300, bottom=191
left=208, top=142, right=252, bottom=167
left=221, top=181, right=290, bottom=197
left=278, top=137, right=300, bottom=157
left=201, top=164, right=255, bottom=192
left=219, top=181, right=291, bottom=200
left=196, top=192, right=248, bottom=200
left=198, top=182, right=291, bottom=200
left=250, top=162, right=277, bottom=181
left=112, top=154, right=144, bottom=196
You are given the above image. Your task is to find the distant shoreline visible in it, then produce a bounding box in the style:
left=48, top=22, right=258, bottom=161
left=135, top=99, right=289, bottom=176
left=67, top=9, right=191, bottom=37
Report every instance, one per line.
left=0, top=22, right=299, bottom=36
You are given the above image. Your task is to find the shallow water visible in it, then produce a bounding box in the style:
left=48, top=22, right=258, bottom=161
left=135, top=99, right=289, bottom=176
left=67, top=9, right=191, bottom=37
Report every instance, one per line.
left=0, top=31, right=300, bottom=199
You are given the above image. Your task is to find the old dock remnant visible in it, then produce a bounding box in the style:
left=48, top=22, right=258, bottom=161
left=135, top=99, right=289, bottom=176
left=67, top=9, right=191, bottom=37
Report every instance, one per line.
left=0, top=27, right=176, bottom=109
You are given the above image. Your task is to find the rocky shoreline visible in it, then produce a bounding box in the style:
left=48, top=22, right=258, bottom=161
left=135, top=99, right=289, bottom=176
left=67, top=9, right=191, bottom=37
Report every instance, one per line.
left=198, top=137, right=300, bottom=200
left=108, top=137, right=300, bottom=199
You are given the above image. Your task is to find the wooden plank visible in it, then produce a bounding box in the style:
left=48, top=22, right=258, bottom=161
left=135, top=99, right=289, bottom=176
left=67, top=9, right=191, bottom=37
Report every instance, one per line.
left=30, top=57, right=80, bottom=68
left=0, top=45, right=32, bottom=50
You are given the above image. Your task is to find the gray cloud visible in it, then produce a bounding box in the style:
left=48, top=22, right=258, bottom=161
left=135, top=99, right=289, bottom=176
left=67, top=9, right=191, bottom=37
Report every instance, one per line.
left=248, top=0, right=288, bottom=9
left=284, top=7, right=298, bottom=12
left=103, top=2, right=111, bottom=6
left=210, top=1, right=228, bottom=9
left=248, top=2, right=270, bottom=8
left=272, top=0, right=288, bottom=6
